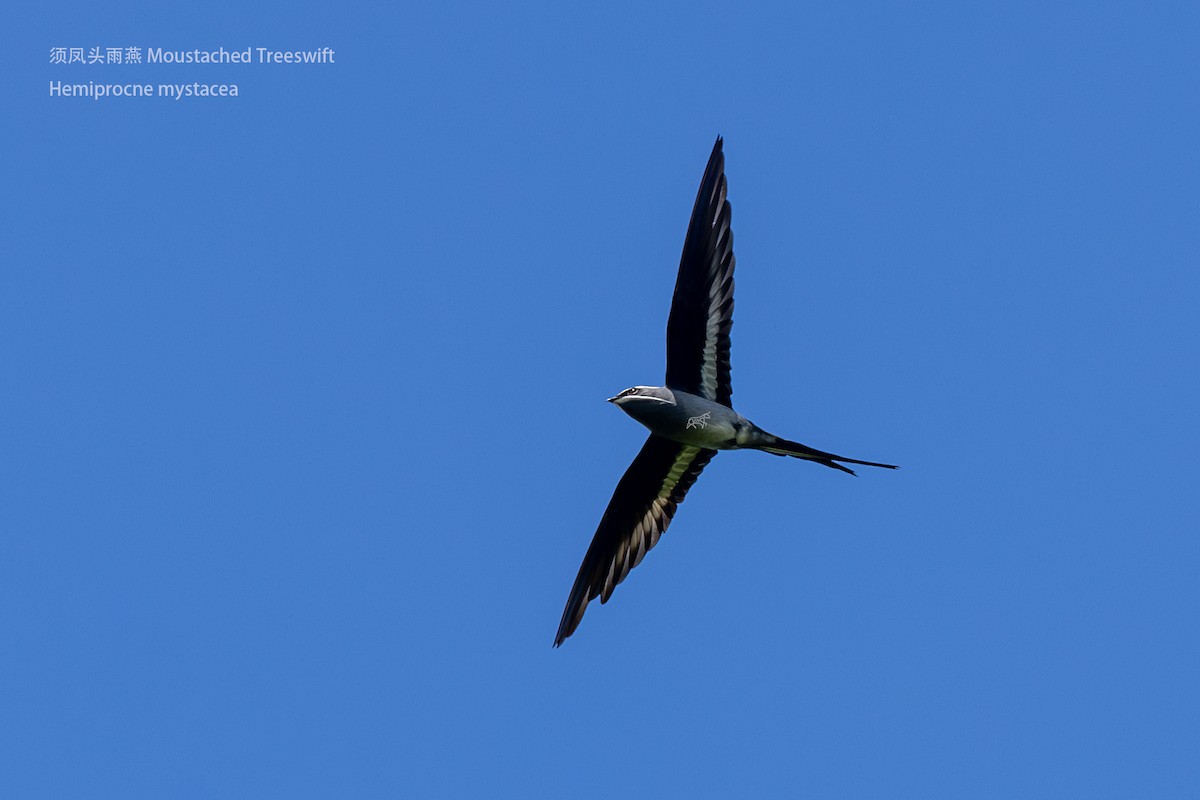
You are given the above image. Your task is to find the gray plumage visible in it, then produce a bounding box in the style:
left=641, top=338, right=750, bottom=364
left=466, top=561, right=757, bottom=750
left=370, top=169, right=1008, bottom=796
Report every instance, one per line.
left=610, top=385, right=896, bottom=474
left=554, top=138, right=896, bottom=647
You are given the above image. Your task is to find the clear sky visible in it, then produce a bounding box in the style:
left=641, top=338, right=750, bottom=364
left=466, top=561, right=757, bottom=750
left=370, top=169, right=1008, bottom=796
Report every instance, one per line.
left=6, top=1, right=1198, bottom=797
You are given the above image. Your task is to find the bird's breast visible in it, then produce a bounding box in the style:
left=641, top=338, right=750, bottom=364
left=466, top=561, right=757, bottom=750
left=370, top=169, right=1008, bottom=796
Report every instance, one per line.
left=623, top=395, right=741, bottom=449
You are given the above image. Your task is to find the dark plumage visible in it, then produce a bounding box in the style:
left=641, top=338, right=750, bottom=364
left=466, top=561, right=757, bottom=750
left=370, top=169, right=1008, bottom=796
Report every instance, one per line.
left=665, top=138, right=736, bottom=406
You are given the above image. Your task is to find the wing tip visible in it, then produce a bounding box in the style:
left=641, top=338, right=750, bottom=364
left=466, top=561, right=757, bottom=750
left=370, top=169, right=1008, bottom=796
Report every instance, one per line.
left=553, top=613, right=577, bottom=648
left=554, top=590, right=586, bottom=648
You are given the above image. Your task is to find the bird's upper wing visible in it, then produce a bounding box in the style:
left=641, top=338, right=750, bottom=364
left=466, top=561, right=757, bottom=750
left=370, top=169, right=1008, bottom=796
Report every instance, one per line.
left=664, top=136, right=736, bottom=407
left=555, top=435, right=716, bottom=646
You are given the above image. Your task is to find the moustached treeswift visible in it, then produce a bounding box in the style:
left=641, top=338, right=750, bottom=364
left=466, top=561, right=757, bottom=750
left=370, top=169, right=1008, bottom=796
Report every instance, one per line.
left=555, top=137, right=897, bottom=647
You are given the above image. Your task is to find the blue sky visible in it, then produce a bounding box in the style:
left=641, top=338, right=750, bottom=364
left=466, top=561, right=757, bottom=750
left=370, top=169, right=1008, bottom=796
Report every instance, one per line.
left=5, top=1, right=1198, bottom=796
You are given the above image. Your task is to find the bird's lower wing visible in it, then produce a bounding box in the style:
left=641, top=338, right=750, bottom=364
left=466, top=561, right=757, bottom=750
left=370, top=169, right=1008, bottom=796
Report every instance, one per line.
left=555, top=435, right=716, bottom=646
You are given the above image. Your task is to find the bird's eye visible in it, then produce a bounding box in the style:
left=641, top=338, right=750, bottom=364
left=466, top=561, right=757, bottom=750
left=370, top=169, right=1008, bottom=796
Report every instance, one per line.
left=628, top=388, right=639, bottom=395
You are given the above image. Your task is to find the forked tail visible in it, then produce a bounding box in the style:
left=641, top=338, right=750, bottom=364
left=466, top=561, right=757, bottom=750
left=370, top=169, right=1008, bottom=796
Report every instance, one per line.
left=756, top=434, right=899, bottom=476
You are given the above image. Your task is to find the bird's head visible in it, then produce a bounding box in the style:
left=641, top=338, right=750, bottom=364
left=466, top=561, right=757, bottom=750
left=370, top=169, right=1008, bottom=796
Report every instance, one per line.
left=607, top=386, right=676, bottom=407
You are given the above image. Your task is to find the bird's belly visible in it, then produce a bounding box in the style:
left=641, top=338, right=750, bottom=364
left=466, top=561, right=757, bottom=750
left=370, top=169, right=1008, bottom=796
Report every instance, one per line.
left=658, top=414, right=738, bottom=449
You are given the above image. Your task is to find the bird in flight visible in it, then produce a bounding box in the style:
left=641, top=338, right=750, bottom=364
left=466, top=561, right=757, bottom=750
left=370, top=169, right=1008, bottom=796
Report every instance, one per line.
left=554, top=137, right=898, bottom=647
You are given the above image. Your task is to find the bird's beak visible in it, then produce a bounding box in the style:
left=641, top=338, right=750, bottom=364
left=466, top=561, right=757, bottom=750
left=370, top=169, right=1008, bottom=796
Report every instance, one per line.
left=606, top=395, right=620, bottom=403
